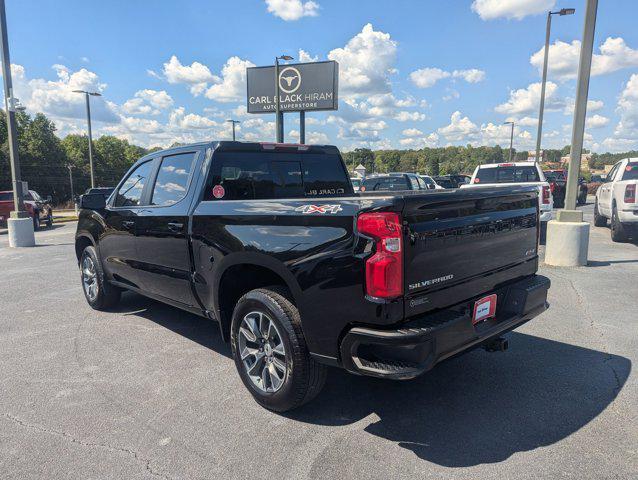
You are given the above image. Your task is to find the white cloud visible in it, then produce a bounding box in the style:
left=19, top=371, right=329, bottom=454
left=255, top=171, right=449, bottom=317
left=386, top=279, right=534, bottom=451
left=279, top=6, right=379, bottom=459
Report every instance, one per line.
left=472, top=0, right=555, bottom=21
left=438, top=111, right=478, bottom=142
left=530, top=37, right=638, bottom=82
left=298, top=49, right=319, bottom=62
left=10, top=63, right=118, bottom=123
left=402, top=128, right=423, bottom=137
left=205, top=56, right=255, bottom=103
left=600, top=74, right=638, bottom=150
left=437, top=111, right=533, bottom=147
left=410, top=67, right=485, bottom=88
left=442, top=89, right=460, bottom=101
left=265, top=0, right=319, bottom=21
left=586, top=114, right=609, bottom=129
left=328, top=23, right=397, bottom=97
left=394, top=111, right=426, bottom=122
left=289, top=129, right=329, bottom=144
left=409, top=68, right=450, bottom=88
left=495, top=81, right=563, bottom=115
left=162, top=55, right=217, bottom=95
left=514, top=116, right=538, bottom=127
left=399, top=133, right=439, bottom=148
left=122, top=89, right=173, bottom=115
left=168, top=107, right=218, bottom=130
left=452, top=69, right=486, bottom=83
left=563, top=98, right=604, bottom=116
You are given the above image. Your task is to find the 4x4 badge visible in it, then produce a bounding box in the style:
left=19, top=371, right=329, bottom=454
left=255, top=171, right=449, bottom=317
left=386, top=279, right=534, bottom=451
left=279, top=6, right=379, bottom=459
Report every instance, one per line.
left=295, top=204, right=342, bottom=214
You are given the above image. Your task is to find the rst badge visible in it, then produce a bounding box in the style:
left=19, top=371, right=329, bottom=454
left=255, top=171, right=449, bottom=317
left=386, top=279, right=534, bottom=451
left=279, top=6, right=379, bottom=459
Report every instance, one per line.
left=295, top=204, right=343, bottom=214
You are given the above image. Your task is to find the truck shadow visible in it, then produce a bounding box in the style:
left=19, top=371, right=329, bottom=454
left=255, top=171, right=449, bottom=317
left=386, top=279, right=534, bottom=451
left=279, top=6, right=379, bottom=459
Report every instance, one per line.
left=114, top=291, right=232, bottom=358
left=110, top=293, right=630, bottom=467
left=288, top=332, right=630, bottom=467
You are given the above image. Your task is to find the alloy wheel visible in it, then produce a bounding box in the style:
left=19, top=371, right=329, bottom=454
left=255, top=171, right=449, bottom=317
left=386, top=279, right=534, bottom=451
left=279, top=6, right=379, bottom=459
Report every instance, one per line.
left=81, top=254, right=98, bottom=302
left=238, top=311, right=287, bottom=393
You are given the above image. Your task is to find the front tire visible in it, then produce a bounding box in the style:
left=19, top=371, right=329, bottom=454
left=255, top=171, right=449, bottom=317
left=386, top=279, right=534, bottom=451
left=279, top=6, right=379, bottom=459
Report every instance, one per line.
left=231, top=287, right=327, bottom=412
left=80, top=246, right=121, bottom=310
left=611, top=205, right=629, bottom=242
left=593, top=199, right=606, bottom=227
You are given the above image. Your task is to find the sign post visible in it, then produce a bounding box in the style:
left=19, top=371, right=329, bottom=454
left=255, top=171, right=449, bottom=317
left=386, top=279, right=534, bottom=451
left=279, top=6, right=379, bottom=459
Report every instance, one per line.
left=247, top=60, right=339, bottom=143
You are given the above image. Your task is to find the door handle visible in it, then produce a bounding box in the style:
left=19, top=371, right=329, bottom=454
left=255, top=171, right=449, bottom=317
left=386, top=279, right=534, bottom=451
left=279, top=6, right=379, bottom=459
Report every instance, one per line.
left=122, top=220, right=134, bottom=229
left=167, top=222, right=184, bottom=232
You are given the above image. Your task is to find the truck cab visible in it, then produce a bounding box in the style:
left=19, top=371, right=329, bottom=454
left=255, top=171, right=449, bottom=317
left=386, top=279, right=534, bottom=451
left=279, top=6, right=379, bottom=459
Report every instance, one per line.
left=594, top=158, right=638, bottom=242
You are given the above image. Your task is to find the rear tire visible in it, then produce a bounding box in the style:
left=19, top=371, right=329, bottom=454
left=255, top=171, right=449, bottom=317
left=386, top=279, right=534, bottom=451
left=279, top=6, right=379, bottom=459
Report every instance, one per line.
left=593, top=199, right=606, bottom=227
left=33, top=214, right=40, bottom=231
left=230, top=287, right=327, bottom=412
left=46, top=211, right=53, bottom=228
left=611, top=205, right=628, bottom=243
left=80, top=246, right=121, bottom=310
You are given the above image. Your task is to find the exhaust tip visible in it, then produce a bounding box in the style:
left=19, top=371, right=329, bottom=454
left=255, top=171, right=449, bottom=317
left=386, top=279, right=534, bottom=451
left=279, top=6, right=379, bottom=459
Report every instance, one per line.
left=484, top=337, right=509, bottom=352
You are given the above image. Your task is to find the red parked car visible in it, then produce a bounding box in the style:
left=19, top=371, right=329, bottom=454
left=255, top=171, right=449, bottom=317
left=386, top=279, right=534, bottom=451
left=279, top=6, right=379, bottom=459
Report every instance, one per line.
left=0, top=190, right=53, bottom=230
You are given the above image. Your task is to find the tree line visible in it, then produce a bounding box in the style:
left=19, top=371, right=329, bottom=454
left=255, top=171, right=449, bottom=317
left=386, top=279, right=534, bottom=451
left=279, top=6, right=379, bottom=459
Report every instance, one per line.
left=0, top=109, right=633, bottom=203
left=342, top=145, right=581, bottom=177
left=0, top=110, right=155, bottom=204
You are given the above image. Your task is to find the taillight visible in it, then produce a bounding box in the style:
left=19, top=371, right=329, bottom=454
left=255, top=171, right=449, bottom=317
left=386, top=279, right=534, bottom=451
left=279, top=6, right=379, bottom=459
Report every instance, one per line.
left=357, top=212, right=403, bottom=299
left=549, top=182, right=555, bottom=193
left=625, top=184, right=636, bottom=203
left=542, top=185, right=551, bottom=205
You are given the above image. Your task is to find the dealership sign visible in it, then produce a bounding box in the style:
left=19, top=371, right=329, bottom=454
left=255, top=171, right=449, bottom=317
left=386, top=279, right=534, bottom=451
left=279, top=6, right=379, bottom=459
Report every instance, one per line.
left=246, top=61, right=338, bottom=113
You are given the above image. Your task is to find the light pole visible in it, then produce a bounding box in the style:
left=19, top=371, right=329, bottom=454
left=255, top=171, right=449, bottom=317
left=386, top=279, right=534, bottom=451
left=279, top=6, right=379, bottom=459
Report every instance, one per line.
left=73, top=90, right=102, bottom=188
left=536, top=7, right=575, bottom=164
left=0, top=0, right=35, bottom=246
left=275, top=55, right=293, bottom=143
left=226, top=119, right=240, bottom=141
left=503, top=121, right=515, bottom=161
left=67, top=165, right=76, bottom=214
left=544, top=0, right=597, bottom=268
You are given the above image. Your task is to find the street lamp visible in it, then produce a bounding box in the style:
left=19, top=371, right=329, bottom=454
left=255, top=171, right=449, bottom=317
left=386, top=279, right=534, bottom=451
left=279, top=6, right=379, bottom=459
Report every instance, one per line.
left=535, top=7, right=575, bottom=164
left=226, top=119, right=240, bottom=141
left=1, top=0, right=35, bottom=246
left=72, top=90, right=102, bottom=188
left=503, top=121, right=515, bottom=161
left=275, top=54, right=293, bottom=143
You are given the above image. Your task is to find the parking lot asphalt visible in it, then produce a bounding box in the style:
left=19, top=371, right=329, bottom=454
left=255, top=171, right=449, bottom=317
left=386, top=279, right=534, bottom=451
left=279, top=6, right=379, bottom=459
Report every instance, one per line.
left=0, top=203, right=636, bottom=480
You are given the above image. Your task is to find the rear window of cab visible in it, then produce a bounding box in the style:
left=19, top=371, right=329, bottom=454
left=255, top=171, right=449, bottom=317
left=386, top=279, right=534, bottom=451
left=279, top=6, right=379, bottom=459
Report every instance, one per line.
left=474, top=166, right=540, bottom=184
left=622, top=162, right=638, bottom=181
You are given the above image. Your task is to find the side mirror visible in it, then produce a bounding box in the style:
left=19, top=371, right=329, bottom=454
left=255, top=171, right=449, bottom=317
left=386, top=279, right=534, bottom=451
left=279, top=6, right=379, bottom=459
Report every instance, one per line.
left=80, top=193, right=106, bottom=210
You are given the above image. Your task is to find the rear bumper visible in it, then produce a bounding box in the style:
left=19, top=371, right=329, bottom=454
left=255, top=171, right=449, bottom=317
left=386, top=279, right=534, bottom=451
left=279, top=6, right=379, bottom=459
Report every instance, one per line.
left=618, top=208, right=638, bottom=223
left=339, top=274, right=550, bottom=379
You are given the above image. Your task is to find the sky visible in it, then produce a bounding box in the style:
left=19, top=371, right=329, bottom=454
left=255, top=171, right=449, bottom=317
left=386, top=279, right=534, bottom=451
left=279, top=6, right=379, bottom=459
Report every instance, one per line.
left=5, top=0, right=638, bottom=153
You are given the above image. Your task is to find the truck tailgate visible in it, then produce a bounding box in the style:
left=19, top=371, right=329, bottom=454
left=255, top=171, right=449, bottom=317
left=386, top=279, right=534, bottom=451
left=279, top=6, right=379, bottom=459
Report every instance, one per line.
left=402, top=186, right=539, bottom=316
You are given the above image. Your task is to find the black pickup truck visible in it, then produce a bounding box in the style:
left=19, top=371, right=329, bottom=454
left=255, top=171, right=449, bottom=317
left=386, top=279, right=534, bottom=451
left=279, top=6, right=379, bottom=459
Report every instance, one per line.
left=75, top=141, right=550, bottom=411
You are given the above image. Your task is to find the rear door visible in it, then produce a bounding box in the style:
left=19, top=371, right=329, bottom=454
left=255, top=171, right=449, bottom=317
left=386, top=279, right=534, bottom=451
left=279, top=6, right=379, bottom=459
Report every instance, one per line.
left=101, top=159, right=155, bottom=287
left=135, top=150, right=200, bottom=306
left=599, top=162, right=621, bottom=215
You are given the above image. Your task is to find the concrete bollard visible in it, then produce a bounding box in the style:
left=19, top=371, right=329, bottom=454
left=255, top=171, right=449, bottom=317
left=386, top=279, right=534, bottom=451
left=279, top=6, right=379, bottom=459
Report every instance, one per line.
left=7, top=217, right=35, bottom=247
left=544, top=210, right=589, bottom=267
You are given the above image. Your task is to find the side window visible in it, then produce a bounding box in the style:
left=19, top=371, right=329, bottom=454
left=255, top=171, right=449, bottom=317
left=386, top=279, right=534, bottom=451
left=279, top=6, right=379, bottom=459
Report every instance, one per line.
left=606, top=164, right=620, bottom=182
left=114, top=160, right=154, bottom=207
left=151, top=152, right=195, bottom=206
left=408, top=176, right=420, bottom=190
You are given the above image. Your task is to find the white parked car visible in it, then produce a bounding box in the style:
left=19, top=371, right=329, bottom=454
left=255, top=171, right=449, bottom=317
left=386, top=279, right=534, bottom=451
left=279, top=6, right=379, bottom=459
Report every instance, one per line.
left=462, top=162, right=553, bottom=223
left=420, top=175, right=444, bottom=189
left=594, top=158, right=638, bottom=242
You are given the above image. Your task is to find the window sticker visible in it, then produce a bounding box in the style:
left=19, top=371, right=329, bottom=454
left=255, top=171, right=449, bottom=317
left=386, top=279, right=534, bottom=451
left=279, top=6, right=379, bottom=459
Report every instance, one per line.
left=212, top=185, right=225, bottom=199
